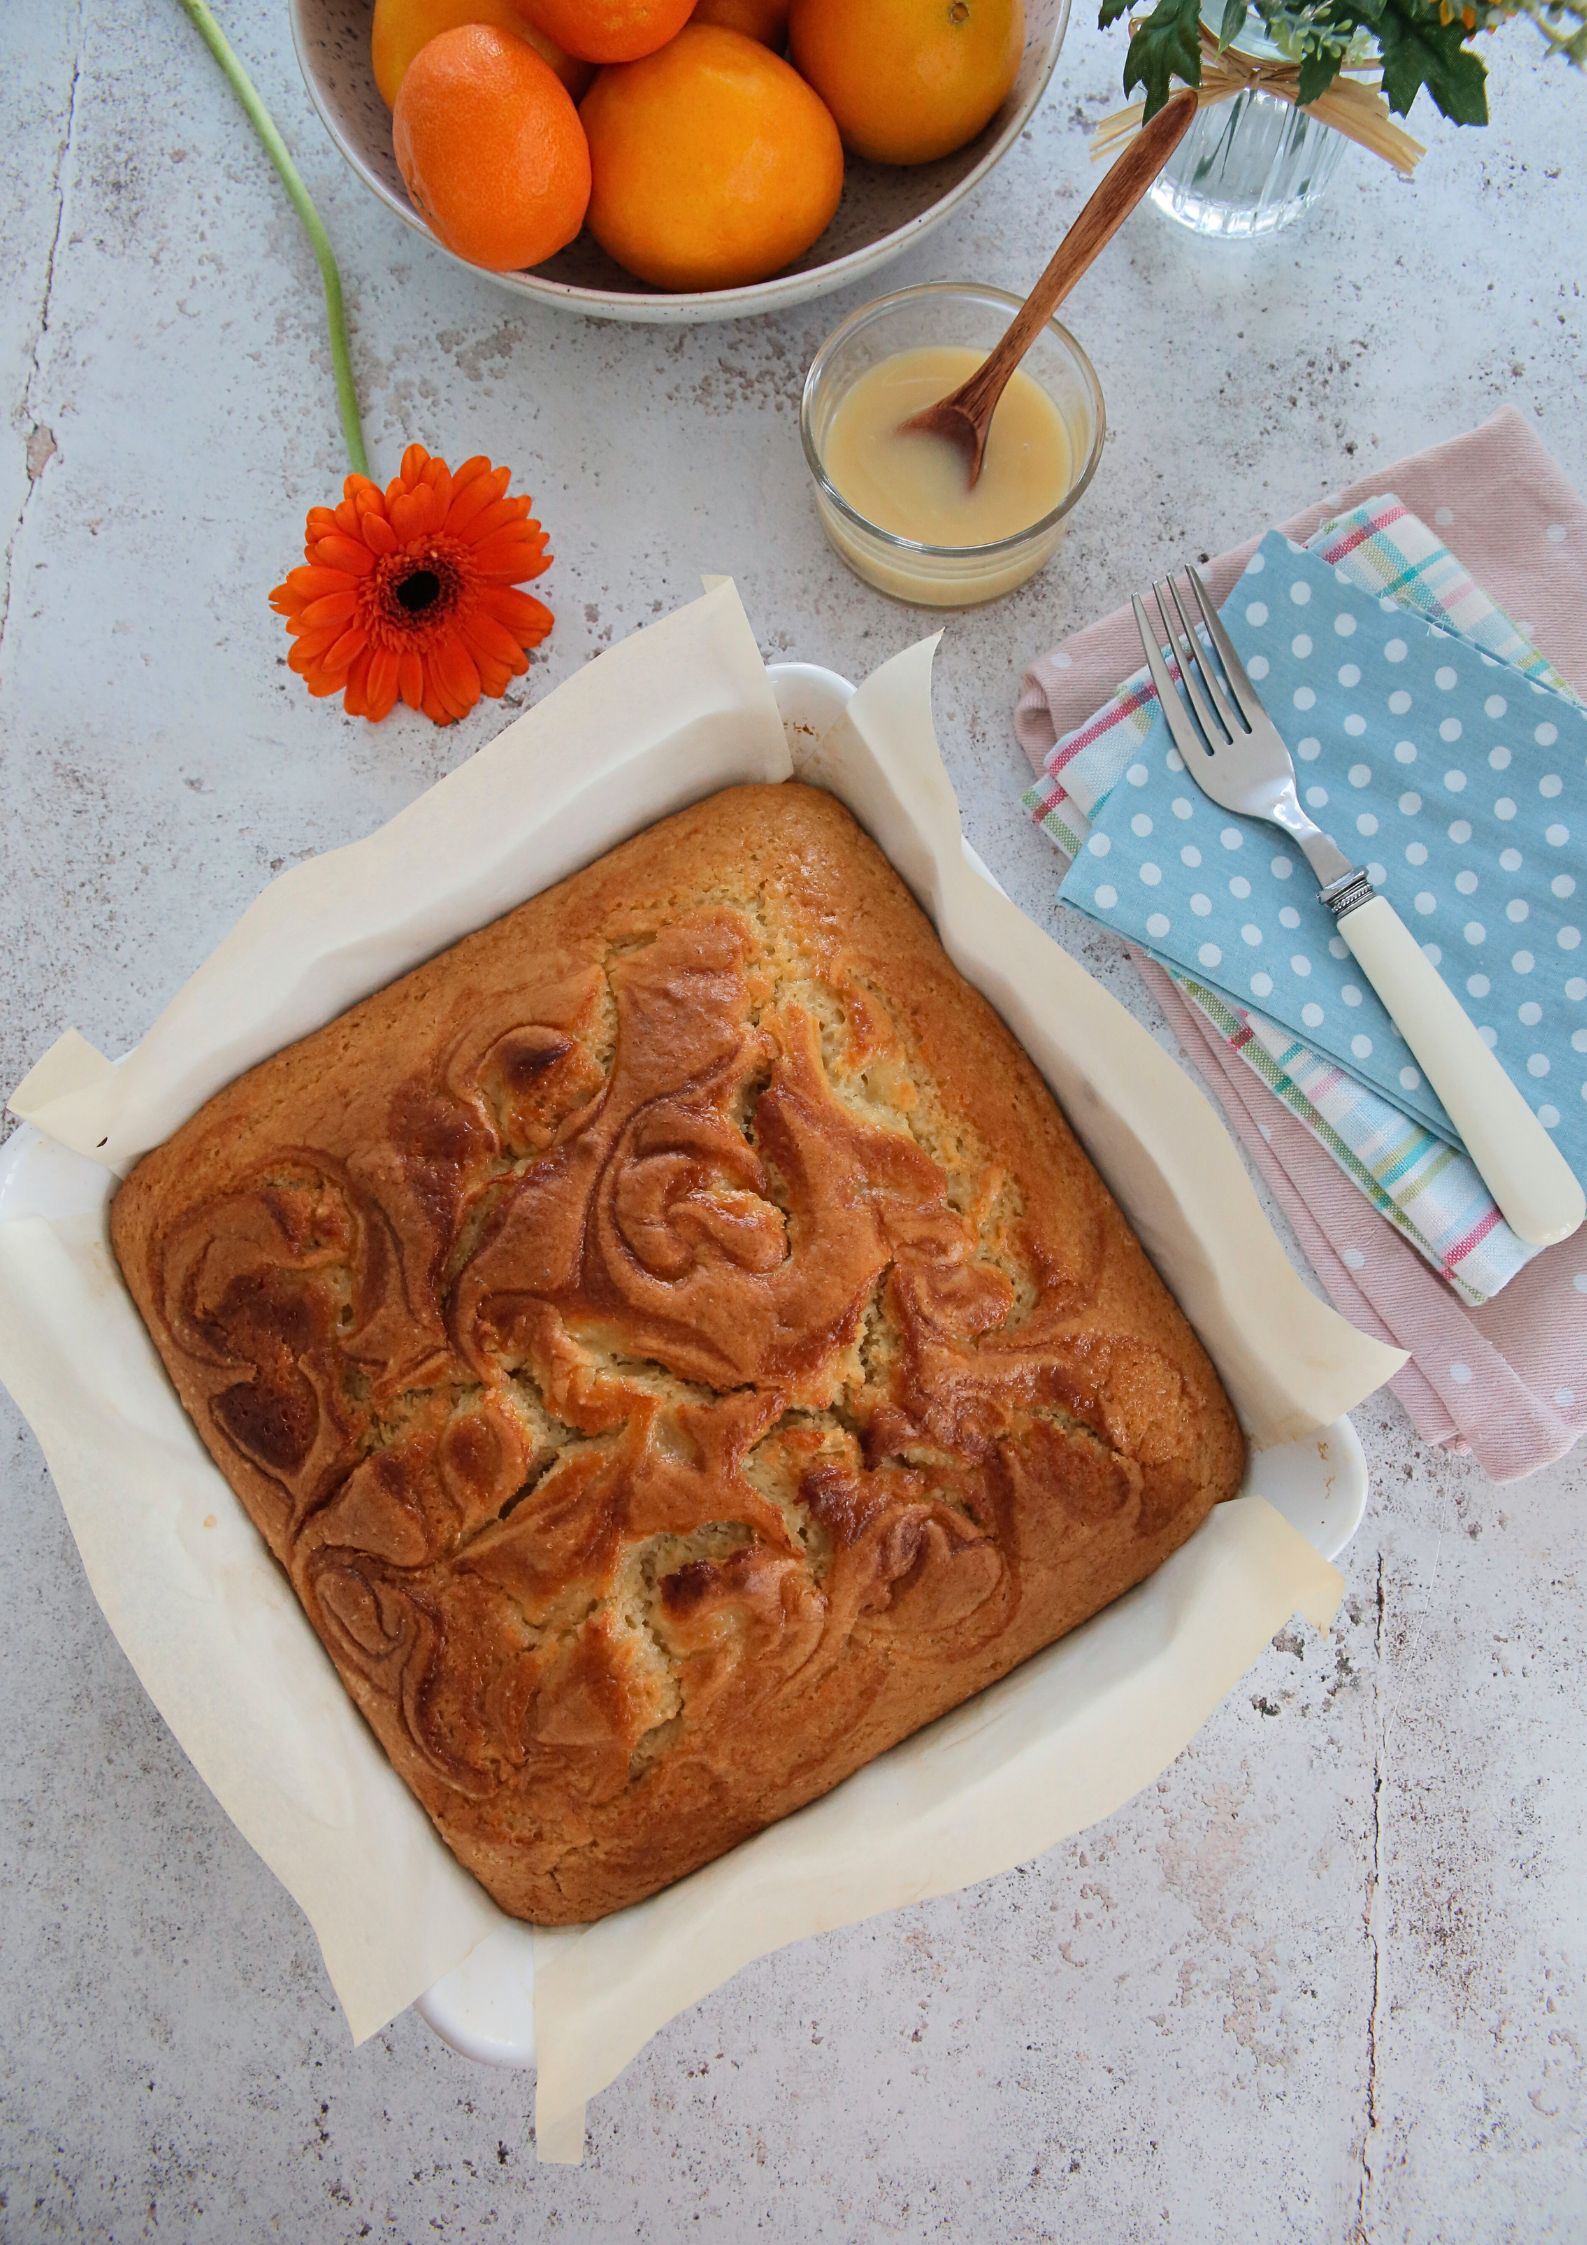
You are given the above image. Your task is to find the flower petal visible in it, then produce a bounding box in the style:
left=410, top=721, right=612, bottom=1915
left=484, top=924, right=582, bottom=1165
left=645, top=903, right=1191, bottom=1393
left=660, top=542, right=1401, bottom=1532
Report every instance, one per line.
left=342, top=646, right=375, bottom=718
left=299, top=590, right=360, bottom=631
left=272, top=574, right=325, bottom=617
left=480, top=587, right=555, bottom=639
left=477, top=515, right=548, bottom=556
left=443, top=465, right=511, bottom=538
left=398, top=651, right=425, bottom=709
left=431, top=630, right=481, bottom=718
left=456, top=495, right=533, bottom=548
left=291, top=565, right=364, bottom=601
left=364, top=643, right=401, bottom=720
left=287, top=623, right=355, bottom=664
left=459, top=607, right=532, bottom=673
left=312, top=533, right=377, bottom=577
left=481, top=544, right=550, bottom=589
left=470, top=532, right=553, bottom=583
left=389, top=487, right=437, bottom=543
left=420, top=458, right=454, bottom=515
left=322, top=624, right=368, bottom=672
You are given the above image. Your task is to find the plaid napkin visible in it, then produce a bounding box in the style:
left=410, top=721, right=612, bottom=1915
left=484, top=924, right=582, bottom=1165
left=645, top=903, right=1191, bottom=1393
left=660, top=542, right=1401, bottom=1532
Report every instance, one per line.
left=1024, top=497, right=1585, bottom=1307
left=1014, top=407, right=1587, bottom=1479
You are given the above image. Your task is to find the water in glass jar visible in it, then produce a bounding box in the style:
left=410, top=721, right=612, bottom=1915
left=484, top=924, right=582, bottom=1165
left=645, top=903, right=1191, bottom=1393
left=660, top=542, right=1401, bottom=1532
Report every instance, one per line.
left=1150, top=81, right=1349, bottom=239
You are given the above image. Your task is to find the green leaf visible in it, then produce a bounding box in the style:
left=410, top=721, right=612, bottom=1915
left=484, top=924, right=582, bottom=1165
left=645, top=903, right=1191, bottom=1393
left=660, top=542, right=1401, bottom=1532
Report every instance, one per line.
left=1427, top=38, right=1489, bottom=122
left=1296, top=43, right=1344, bottom=100
left=1122, top=0, right=1205, bottom=119
left=1099, top=0, right=1133, bottom=30
left=1218, top=0, right=1250, bottom=48
left=1378, top=3, right=1489, bottom=120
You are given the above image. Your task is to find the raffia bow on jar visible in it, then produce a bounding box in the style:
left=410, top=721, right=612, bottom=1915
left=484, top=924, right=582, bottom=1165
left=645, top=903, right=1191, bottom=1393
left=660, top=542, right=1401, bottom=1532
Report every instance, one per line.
left=1094, top=0, right=1585, bottom=166
left=178, top=0, right=554, bottom=724
left=1090, top=20, right=1427, bottom=172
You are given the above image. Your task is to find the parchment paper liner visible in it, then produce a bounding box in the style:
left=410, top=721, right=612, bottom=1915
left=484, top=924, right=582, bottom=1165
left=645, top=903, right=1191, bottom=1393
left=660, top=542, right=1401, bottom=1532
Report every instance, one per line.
left=0, top=585, right=1401, bottom=2161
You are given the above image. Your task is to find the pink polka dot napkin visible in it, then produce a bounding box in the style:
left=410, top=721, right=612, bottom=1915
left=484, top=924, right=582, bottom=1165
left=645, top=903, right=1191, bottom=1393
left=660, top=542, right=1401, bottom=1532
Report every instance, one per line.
left=1015, top=408, right=1587, bottom=1480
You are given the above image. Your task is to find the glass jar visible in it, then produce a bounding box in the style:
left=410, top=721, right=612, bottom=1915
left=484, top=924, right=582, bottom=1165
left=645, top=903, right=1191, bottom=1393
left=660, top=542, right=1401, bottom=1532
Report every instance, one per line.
left=1150, top=19, right=1352, bottom=239
left=800, top=282, right=1106, bottom=609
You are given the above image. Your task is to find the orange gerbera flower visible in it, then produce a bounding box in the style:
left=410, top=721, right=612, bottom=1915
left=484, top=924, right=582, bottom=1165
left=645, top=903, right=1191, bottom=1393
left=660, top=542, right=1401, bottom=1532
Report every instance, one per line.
left=270, top=443, right=553, bottom=724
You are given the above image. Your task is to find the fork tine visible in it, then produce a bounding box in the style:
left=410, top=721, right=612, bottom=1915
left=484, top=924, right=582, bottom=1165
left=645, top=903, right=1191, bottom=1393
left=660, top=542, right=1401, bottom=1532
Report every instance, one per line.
left=1164, top=576, right=1239, bottom=746
left=1131, top=595, right=1216, bottom=765
left=1186, top=565, right=1260, bottom=731
left=1152, top=580, right=1225, bottom=754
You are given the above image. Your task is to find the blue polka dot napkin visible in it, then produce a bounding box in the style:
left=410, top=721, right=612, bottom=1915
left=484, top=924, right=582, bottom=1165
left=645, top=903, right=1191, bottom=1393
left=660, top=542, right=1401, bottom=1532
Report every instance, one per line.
left=1058, top=529, right=1587, bottom=1190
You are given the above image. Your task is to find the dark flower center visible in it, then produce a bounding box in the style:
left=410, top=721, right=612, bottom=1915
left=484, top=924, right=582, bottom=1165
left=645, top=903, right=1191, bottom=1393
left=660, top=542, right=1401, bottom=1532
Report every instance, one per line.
left=395, top=567, right=444, bottom=614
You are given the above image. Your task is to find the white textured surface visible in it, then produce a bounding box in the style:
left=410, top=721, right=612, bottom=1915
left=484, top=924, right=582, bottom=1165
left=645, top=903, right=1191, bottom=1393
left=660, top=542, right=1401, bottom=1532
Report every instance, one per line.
left=2, top=3, right=1584, bottom=2236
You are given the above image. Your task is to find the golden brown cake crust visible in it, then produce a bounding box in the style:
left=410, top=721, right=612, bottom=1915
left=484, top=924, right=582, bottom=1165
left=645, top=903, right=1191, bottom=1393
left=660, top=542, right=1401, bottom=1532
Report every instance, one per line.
left=111, top=784, right=1245, bottom=1924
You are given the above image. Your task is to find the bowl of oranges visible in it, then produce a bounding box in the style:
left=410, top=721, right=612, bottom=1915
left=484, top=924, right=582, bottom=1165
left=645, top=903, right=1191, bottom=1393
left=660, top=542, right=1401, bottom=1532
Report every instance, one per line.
left=290, top=0, right=1071, bottom=321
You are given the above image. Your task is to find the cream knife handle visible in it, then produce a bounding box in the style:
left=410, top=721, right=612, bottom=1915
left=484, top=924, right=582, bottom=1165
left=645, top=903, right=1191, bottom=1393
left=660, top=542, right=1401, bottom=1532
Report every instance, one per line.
left=1337, top=893, right=1585, bottom=1248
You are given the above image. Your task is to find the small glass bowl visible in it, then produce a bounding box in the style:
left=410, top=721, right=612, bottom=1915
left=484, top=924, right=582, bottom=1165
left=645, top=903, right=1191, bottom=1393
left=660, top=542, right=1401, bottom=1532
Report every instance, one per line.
left=800, top=281, right=1106, bottom=609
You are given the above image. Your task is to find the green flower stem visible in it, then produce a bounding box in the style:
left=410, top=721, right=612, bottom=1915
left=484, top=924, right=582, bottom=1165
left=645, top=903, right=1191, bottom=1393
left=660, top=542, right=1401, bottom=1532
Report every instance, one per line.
left=175, top=0, right=369, bottom=478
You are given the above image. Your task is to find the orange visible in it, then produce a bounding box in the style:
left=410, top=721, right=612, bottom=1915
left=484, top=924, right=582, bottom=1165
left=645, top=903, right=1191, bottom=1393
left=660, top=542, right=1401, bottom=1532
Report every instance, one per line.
left=690, top=0, right=790, bottom=44
left=371, top=0, right=592, bottom=104
left=393, top=25, right=591, bottom=272
left=513, top=0, right=694, bottom=62
left=580, top=26, right=842, bottom=292
left=788, top=0, right=1024, bottom=166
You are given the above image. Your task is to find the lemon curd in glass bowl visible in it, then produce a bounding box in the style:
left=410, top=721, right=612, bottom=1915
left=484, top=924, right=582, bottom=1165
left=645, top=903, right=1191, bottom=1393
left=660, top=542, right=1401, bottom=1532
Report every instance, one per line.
left=801, top=282, right=1105, bottom=607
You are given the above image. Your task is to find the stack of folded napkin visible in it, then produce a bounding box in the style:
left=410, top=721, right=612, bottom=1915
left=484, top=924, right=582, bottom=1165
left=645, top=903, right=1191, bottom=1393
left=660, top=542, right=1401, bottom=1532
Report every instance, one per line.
left=1017, top=410, right=1587, bottom=1479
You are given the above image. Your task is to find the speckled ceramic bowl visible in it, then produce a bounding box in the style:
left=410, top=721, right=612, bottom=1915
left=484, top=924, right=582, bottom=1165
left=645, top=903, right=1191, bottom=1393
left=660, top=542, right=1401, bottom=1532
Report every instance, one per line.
left=288, top=0, right=1071, bottom=323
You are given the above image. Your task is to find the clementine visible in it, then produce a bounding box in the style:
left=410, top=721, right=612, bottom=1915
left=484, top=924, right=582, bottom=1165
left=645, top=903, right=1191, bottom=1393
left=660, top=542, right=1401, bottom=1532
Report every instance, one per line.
left=580, top=25, right=843, bottom=291
left=513, top=0, right=695, bottom=62
left=371, top=0, right=592, bottom=105
left=393, top=25, right=591, bottom=272
left=689, top=0, right=791, bottom=45
left=788, top=0, right=1024, bottom=165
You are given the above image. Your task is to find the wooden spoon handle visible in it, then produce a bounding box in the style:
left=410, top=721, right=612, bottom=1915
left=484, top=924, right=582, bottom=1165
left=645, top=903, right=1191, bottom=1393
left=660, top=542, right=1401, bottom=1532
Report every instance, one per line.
left=953, top=91, right=1199, bottom=425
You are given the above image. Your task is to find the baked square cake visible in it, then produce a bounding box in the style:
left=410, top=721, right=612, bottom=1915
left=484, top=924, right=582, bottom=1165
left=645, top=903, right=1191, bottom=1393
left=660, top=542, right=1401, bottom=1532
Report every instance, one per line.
left=112, top=784, right=1245, bottom=1924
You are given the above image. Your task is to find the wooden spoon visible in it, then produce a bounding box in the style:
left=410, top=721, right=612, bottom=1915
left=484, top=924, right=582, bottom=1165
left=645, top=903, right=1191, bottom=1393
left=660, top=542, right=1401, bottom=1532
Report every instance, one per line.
left=901, top=91, right=1199, bottom=485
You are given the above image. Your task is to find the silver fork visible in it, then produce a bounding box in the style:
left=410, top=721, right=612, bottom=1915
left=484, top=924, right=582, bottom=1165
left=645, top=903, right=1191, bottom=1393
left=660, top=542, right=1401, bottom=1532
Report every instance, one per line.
left=1133, top=567, right=1584, bottom=1250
